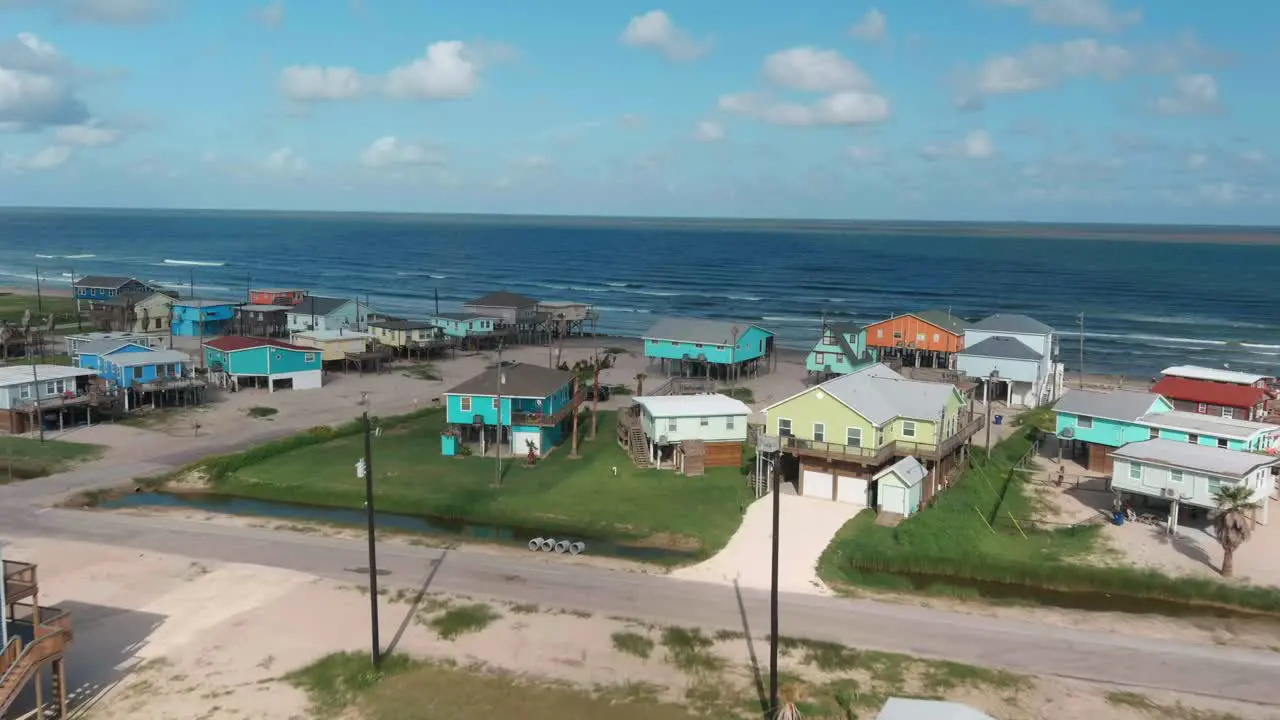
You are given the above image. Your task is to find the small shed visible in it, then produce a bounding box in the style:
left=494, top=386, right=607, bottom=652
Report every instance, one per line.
left=676, top=439, right=707, bottom=477
left=874, top=456, right=928, bottom=518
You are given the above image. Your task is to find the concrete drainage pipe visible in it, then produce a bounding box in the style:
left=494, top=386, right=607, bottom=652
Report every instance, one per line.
left=569, top=542, right=586, bottom=555
left=527, top=538, right=543, bottom=552
left=554, top=540, right=571, bottom=554
left=539, top=538, right=556, bottom=552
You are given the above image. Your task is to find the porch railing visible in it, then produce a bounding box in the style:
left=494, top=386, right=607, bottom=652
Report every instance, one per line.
left=781, top=413, right=985, bottom=464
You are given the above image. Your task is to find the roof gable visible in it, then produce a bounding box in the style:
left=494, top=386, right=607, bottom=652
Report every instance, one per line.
left=445, top=362, right=571, bottom=398
left=911, top=309, right=968, bottom=335
left=874, top=456, right=928, bottom=487
left=289, top=296, right=352, bottom=317
left=960, top=336, right=1043, bottom=361
left=969, top=313, right=1054, bottom=335
left=78, top=340, right=152, bottom=357
left=644, top=317, right=773, bottom=345
left=771, top=363, right=958, bottom=426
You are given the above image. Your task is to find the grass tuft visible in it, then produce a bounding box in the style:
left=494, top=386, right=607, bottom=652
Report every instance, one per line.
left=611, top=631, right=656, bottom=660
left=285, top=651, right=419, bottom=718
left=426, top=603, right=501, bottom=640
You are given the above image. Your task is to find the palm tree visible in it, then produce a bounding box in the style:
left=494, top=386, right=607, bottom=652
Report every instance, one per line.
left=635, top=372, right=646, bottom=397
left=1212, top=484, right=1258, bottom=578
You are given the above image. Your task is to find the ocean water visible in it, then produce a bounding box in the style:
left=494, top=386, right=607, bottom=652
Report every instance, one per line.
left=2, top=208, right=1279, bottom=378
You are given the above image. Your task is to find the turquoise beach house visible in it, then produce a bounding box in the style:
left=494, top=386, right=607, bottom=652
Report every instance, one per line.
left=171, top=299, right=239, bottom=337
left=441, top=363, right=582, bottom=458
left=428, top=312, right=500, bottom=341
left=1054, top=389, right=1173, bottom=472
left=642, top=317, right=776, bottom=380
left=74, top=339, right=152, bottom=373
left=805, top=321, right=878, bottom=380
left=203, top=336, right=322, bottom=392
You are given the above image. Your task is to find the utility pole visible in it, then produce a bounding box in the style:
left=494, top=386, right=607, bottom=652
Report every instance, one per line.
left=433, top=287, right=440, bottom=317
left=34, top=265, right=43, bottom=314
left=495, top=344, right=504, bottom=486
left=28, top=341, right=43, bottom=442
left=359, top=392, right=382, bottom=668
left=189, top=268, right=195, bottom=300
left=1077, top=312, right=1085, bottom=389
left=71, top=266, right=81, bottom=330
left=768, top=451, right=780, bottom=717
left=590, top=347, right=600, bottom=441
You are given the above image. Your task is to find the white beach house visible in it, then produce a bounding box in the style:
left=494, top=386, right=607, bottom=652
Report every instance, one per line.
left=1110, top=439, right=1278, bottom=526
left=957, top=313, right=1063, bottom=408
left=631, top=393, right=751, bottom=469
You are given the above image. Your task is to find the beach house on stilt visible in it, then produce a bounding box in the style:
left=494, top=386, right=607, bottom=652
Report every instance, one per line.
left=642, top=318, right=776, bottom=382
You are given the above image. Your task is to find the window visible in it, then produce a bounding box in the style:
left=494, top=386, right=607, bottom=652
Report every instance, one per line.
left=460, top=396, right=472, bottom=412
left=304, top=353, right=316, bottom=363
left=1149, top=427, right=1158, bottom=439
left=915, top=333, right=925, bottom=342
left=1188, top=434, right=1199, bottom=444
left=1170, top=469, right=1184, bottom=484
left=492, top=398, right=500, bottom=410
left=19, top=385, right=31, bottom=400
left=892, top=331, right=902, bottom=339
left=1207, top=477, right=1223, bottom=495
left=1129, top=463, right=1142, bottom=481
left=133, top=366, right=144, bottom=379
left=694, top=343, right=704, bottom=348
left=901, top=420, right=917, bottom=438
left=823, top=332, right=833, bottom=344
left=700, top=416, right=709, bottom=427
left=1076, top=416, right=1094, bottom=429
left=726, top=416, right=735, bottom=429
left=814, top=352, right=825, bottom=364
left=933, top=333, right=940, bottom=343
left=846, top=427, right=862, bottom=447
left=1197, top=403, right=1207, bottom=413
left=876, top=329, right=883, bottom=338
left=813, top=423, right=826, bottom=443
left=1222, top=407, right=1234, bottom=419
left=778, top=418, right=792, bottom=437
left=1217, top=438, right=1228, bottom=449
left=667, top=418, right=677, bottom=432
left=45, top=381, right=56, bottom=394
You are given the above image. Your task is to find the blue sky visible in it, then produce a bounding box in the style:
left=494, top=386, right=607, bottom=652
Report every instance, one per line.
left=0, top=0, right=1277, bottom=223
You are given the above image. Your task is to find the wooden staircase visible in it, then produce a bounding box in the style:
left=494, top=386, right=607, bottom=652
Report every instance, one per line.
left=0, top=608, right=72, bottom=719
left=627, top=426, right=651, bottom=468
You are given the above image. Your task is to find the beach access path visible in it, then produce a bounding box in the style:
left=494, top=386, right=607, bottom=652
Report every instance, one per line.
left=2, top=463, right=1280, bottom=706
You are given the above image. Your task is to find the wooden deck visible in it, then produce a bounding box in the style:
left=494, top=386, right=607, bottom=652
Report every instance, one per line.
left=1, top=559, right=73, bottom=720
left=2, top=561, right=37, bottom=604
left=510, top=388, right=587, bottom=427
left=783, top=414, right=985, bottom=465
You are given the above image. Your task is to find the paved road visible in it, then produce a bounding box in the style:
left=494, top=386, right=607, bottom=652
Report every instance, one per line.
left=3, top=500, right=1280, bottom=706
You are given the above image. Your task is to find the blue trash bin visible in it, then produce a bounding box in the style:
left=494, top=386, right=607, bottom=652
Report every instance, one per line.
left=994, top=415, right=1003, bottom=426
left=1112, top=511, right=1125, bottom=526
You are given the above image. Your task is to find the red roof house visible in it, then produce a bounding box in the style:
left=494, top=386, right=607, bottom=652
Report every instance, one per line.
left=1150, top=376, right=1269, bottom=421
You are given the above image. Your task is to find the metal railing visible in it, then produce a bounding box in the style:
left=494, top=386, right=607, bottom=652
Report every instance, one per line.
left=2, top=561, right=36, bottom=604
left=782, top=414, right=985, bottom=463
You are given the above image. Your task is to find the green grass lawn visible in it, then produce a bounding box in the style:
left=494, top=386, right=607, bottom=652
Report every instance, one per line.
left=0, top=292, right=79, bottom=324
left=201, top=410, right=753, bottom=554
left=818, top=427, right=1280, bottom=612
left=0, top=436, right=103, bottom=482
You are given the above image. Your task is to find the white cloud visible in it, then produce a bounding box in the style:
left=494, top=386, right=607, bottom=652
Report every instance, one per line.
left=1239, top=149, right=1266, bottom=165
left=1199, top=181, right=1238, bottom=205
left=618, top=113, right=644, bottom=130
left=279, top=65, right=363, bottom=102
left=360, top=136, right=437, bottom=168
left=1153, top=73, right=1218, bottom=115
left=719, top=90, right=890, bottom=126
left=0, top=33, right=89, bottom=129
left=2, top=144, right=73, bottom=172
left=54, top=120, right=120, bottom=146
left=762, top=47, right=872, bottom=93
left=849, top=9, right=887, bottom=42
left=61, top=0, right=174, bottom=25
left=255, top=1, right=284, bottom=28
left=989, top=0, right=1141, bottom=33
left=620, top=10, right=710, bottom=62
left=1186, top=152, right=1208, bottom=169
left=962, top=130, right=995, bottom=159
left=958, top=39, right=1132, bottom=104
left=384, top=41, right=483, bottom=100
left=264, top=146, right=306, bottom=172
left=694, top=120, right=724, bottom=141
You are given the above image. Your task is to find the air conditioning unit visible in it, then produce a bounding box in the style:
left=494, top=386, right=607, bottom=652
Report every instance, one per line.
left=1162, top=488, right=1179, bottom=498
left=1060, top=426, right=1075, bottom=438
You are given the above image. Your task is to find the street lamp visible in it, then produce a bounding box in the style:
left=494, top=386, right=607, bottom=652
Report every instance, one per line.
left=357, top=391, right=382, bottom=668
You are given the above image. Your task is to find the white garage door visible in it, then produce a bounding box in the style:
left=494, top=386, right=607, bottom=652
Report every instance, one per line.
left=802, top=469, right=834, bottom=500
left=836, top=476, right=868, bottom=507
left=512, top=430, right=542, bottom=456
left=879, top=484, right=906, bottom=515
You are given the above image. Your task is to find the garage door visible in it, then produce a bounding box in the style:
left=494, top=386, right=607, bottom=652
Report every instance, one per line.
left=512, top=430, right=542, bottom=456
left=879, top=484, right=906, bottom=515
left=802, top=469, right=834, bottom=500
left=835, top=476, right=868, bottom=507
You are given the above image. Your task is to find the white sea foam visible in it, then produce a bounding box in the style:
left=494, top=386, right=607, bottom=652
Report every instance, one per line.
left=725, top=294, right=763, bottom=301
left=1084, top=332, right=1227, bottom=346
left=762, top=315, right=822, bottom=324
left=164, top=259, right=225, bottom=267
left=597, top=306, right=651, bottom=313
left=429, top=274, right=447, bottom=279
left=64, top=254, right=95, bottom=259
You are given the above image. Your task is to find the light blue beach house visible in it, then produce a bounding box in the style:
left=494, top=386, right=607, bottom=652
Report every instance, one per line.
left=203, top=336, right=322, bottom=392
left=642, top=317, right=775, bottom=380
left=441, top=362, right=581, bottom=458
left=1054, top=389, right=1173, bottom=472
left=805, top=321, right=878, bottom=381
left=285, top=296, right=374, bottom=334
left=170, top=299, right=239, bottom=337
left=428, top=312, right=500, bottom=343
left=1111, top=440, right=1278, bottom=526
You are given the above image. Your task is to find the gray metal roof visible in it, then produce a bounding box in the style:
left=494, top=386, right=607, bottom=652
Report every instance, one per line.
left=1054, top=389, right=1163, bottom=422
left=874, top=456, right=928, bottom=487
left=1139, top=410, right=1279, bottom=440
left=960, top=336, right=1043, bottom=361
left=465, top=291, right=539, bottom=309
left=643, top=317, right=772, bottom=345
left=77, top=339, right=152, bottom=357
left=969, top=313, right=1054, bottom=335
left=371, top=319, right=434, bottom=331
left=108, top=349, right=191, bottom=367
left=289, top=296, right=350, bottom=317
left=912, top=309, right=968, bottom=335
left=876, top=698, right=994, bottom=720
left=445, top=362, right=572, bottom=399
left=820, top=364, right=956, bottom=425
left=435, top=312, right=489, bottom=321
left=1112, top=439, right=1279, bottom=479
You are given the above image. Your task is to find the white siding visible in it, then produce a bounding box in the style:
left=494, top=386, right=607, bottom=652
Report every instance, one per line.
left=956, top=354, right=1040, bottom=384
left=641, top=409, right=748, bottom=443
left=964, top=329, right=1054, bottom=384
left=266, top=369, right=322, bottom=391
left=1111, top=458, right=1271, bottom=510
